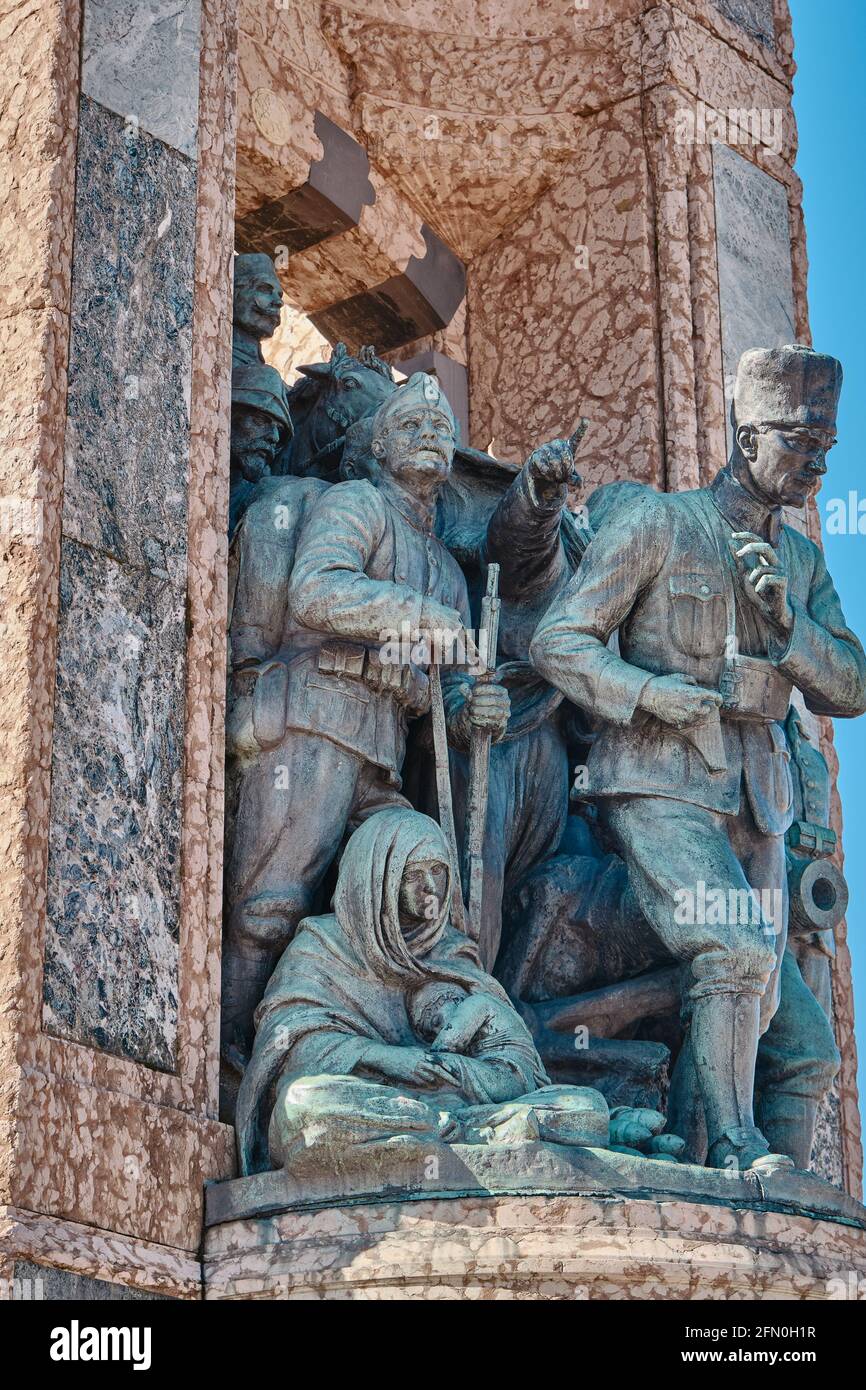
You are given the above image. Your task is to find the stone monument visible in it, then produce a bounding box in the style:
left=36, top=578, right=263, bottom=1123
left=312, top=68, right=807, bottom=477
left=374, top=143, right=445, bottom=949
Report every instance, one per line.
left=3, top=0, right=866, bottom=1304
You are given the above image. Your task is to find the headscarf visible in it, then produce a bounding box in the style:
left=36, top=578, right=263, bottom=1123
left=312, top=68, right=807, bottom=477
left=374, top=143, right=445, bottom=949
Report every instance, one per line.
left=235, top=810, right=520, bottom=1173
left=330, top=808, right=453, bottom=980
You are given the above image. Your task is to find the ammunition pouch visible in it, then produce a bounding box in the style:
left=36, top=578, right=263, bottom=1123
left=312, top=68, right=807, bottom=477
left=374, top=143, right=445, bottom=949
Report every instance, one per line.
left=719, top=655, right=792, bottom=722
left=317, top=641, right=430, bottom=714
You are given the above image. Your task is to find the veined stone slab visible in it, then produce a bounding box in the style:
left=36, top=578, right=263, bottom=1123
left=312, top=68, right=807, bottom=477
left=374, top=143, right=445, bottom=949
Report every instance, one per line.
left=82, top=0, right=202, bottom=160
left=813, top=1077, right=844, bottom=1188
left=713, top=143, right=796, bottom=449
left=43, top=541, right=184, bottom=1071
left=711, top=0, right=775, bottom=48
left=63, top=98, right=196, bottom=588
left=203, top=1166, right=866, bottom=1301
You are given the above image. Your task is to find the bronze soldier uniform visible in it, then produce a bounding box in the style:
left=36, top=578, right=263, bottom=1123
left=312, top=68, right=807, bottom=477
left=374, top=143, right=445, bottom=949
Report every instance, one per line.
left=531, top=347, right=866, bottom=1171
left=448, top=452, right=591, bottom=971
left=224, top=374, right=490, bottom=1062
left=753, top=706, right=843, bottom=1167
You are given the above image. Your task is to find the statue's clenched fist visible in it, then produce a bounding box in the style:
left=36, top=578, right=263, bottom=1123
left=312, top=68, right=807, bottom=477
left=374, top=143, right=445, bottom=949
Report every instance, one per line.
left=465, top=679, right=511, bottom=740
left=417, top=598, right=465, bottom=649
left=639, top=672, right=723, bottom=729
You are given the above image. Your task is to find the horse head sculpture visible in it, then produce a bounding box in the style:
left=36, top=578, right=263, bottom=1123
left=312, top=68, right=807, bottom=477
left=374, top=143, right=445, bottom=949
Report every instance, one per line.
left=275, top=342, right=397, bottom=480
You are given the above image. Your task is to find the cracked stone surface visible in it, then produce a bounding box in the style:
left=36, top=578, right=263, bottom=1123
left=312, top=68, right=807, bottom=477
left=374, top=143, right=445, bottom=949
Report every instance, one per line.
left=62, top=97, right=196, bottom=587
left=713, top=142, right=796, bottom=449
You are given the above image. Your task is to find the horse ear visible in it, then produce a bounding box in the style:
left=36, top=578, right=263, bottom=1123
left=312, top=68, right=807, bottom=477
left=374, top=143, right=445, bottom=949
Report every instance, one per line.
left=331, top=342, right=348, bottom=364
left=297, top=361, right=331, bottom=379
left=358, top=345, right=395, bottom=382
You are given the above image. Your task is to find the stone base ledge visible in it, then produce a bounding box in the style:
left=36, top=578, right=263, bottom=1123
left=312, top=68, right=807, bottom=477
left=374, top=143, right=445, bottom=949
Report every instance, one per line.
left=203, top=1190, right=866, bottom=1301
left=4, top=1066, right=235, bottom=1251
left=205, top=1140, right=866, bottom=1231
left=0, top=1205, right=201, bottom=1300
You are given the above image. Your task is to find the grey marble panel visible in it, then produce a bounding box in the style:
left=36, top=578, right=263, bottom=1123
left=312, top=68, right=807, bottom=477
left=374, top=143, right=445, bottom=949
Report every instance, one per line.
left=82, top=0, right=202, bottom=159
left=10, top=1261, right=175, bottom=1301
left=63, top=97, right=196, bottom=588
left=711, top=0, right=775, bottom=47
left=43, top=541, right=185, bottom=1071
left=713, top=142, right=796, bottom=449
left=811, top=1074, right=844, bottom=1187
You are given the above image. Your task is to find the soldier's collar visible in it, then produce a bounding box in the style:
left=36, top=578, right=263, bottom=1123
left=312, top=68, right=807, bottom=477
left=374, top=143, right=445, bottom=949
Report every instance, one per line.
left=378, top=477, right=436, bottom=534
left=710, top=468, right=782, bottom=544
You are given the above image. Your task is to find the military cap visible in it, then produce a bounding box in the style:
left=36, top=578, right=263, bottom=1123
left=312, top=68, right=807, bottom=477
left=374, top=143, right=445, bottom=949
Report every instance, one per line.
left=231, top=361, right=293, bottom=433
left=733, top=345, right=842, bottom=432
left=371, top=372, right=457, bottom=442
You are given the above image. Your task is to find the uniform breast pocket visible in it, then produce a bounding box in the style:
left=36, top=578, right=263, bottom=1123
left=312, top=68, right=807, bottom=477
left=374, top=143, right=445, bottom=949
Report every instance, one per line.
left=668, top=574, right=725, bottom=659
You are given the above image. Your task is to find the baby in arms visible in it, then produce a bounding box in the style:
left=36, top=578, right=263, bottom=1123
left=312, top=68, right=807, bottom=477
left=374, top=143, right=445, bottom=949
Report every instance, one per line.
left=408, top=982, right=684, bottom=1156
left=409, top=982, right=526, bottom=1061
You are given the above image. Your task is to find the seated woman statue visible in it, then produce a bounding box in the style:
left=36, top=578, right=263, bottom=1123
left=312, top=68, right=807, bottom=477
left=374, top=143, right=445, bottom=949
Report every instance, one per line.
left=236, top=808, right=682, bottom=1175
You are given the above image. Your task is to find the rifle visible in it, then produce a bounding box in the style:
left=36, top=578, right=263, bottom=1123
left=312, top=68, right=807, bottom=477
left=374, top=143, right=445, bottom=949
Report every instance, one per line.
left=464, top=564, right=501, bottom=943
left=429, top=661, right=467, bottom=935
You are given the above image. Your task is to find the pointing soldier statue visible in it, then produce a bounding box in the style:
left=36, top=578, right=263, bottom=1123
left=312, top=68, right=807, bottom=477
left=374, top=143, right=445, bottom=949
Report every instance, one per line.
left=223, top=372, right=510, bottom=1065
left=445, top=426, right=592, bottom=970
left=531, top=345, right=866, bottom=1173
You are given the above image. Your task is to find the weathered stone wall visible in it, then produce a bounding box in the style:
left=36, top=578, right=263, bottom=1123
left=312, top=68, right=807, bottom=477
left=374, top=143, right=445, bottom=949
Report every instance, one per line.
left=713, top=141, right=796, bottom=448
left=43, top=86, right=197, bottom=1067
left=0, top=0, right=237, bottom=1294
left=204, top=1191, right=866, bottom=1300
left=0, top=0, right=860, bottom=1301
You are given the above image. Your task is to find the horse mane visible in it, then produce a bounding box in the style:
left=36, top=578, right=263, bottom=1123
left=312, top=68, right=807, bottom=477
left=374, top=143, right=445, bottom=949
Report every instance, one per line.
left=285, top=373, right=320, bottom=433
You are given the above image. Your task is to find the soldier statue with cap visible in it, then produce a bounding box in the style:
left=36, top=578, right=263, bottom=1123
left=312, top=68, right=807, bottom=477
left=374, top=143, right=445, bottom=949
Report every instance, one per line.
left=531, top=345, right=866, bottom=1174
left=229, top=254, right=294, bottom=535
left=222, top=371, right=511, bottom=1066
left=229, top=361, right=294, bottom=536
left=232, top=251, right=287, bottom=369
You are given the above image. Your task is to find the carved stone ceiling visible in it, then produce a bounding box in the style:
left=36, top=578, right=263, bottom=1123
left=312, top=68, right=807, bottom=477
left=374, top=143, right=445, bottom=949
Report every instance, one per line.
left=317, top=1, right=644, bottom=259
left=234, top=0, right=646, bottom=262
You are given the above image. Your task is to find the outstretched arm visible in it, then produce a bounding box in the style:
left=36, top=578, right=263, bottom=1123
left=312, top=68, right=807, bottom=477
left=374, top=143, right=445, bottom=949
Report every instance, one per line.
left=530, top=491, right=723, bottom=732
left=529, top=490, right=672, bottom=723
left=486, top=436, right=581, bottom=601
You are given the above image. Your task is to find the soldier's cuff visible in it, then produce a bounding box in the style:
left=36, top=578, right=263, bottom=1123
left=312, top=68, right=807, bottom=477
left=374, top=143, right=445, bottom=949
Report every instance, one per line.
left=525, top=467, right=567, bottom=514
left=443, top=677, right=474, bottom=751
left=596, top=660, right=655, bottom=726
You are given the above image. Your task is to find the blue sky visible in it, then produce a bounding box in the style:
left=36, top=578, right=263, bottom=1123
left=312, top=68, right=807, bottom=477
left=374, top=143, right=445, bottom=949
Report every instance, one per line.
left=789, top=0, right=866, bottom=1100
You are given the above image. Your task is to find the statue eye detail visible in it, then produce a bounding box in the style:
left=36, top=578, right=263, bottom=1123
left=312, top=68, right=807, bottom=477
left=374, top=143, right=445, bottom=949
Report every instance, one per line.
left=343, top=377, right=360, bottom=389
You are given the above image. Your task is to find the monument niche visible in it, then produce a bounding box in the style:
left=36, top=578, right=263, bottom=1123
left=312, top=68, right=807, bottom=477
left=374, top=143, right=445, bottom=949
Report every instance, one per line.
left=216, top=261, right=865, bottom=1238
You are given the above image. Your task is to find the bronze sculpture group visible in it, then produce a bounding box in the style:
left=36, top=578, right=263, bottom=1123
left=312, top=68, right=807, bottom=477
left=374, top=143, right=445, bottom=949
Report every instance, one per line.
left=224, top=255, right=864, bottom=1186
